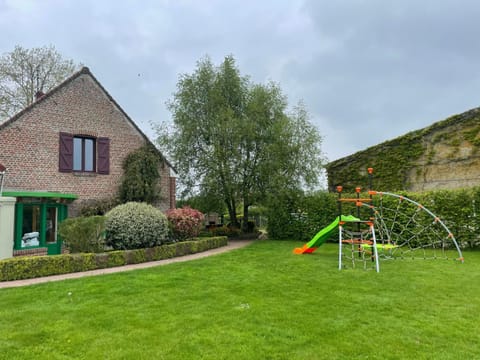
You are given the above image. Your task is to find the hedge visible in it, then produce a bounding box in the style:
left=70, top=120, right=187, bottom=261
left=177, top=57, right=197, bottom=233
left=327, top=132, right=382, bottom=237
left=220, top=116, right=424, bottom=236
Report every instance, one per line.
left=267, top=187, right=480, bottom=248
left=0, top=237, right=228, bottom=282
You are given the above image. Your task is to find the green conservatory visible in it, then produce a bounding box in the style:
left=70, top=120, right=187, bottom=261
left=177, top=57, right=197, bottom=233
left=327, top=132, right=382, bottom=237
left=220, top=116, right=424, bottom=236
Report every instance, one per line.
left=2, top=191, right=77, bottom=256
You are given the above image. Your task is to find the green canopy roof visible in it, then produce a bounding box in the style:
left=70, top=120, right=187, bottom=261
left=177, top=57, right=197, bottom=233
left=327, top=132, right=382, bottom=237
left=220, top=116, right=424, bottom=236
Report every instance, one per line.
left=2, top=191, right=78, bottom=200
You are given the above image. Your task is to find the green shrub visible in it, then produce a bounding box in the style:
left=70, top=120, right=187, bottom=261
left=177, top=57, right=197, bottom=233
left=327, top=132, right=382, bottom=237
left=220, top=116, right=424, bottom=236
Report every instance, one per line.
left=107, top=251, right=127, bottom=267
left=266, top=190, right=337, bottom=241
left=209, top=226, right=241, bottom=238
left=265, top=186, right=480, bottom=248
left=0, top=254, right=97, bottom=281
left=119, top=145, right=161, bottom=204
left=0, top=237, right=228, bottom=281
left=124, top=249, right=146, bottom=264
left=105, top=202, right=170, bottom=250
left=79, top=197, right=120, bottom=216
left=58, top=216, right=106, bottom=253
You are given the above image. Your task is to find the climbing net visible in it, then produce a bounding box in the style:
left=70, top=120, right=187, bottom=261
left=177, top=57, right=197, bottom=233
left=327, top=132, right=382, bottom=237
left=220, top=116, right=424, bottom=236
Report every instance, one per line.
left=368, top=191, right=464, bottom=261
left=339, top=220, right=380, bottom=271
left=339, top=191, right=464, bottom=272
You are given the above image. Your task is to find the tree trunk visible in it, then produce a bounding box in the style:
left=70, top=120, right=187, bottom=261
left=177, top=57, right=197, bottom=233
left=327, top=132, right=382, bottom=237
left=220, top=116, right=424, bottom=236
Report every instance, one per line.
left=242, top=203, right=250, bottom=233
left=225, top=198, right=239, bottom=228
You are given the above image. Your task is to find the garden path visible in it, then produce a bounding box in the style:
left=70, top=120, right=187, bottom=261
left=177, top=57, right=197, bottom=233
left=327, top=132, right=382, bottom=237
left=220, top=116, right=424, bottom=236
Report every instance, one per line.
left=0, top=239, right=254, bottom=289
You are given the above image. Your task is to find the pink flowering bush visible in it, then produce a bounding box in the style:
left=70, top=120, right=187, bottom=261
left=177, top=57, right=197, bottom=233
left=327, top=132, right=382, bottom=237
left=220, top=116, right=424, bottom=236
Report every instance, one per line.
left=166, top=206, right=205, bottom=241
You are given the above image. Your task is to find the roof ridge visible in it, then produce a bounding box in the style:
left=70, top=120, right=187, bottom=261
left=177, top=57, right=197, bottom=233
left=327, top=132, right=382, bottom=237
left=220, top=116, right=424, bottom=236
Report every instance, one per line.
left=0, top=66, right=174, bottom=170
left=0, top=66, right=87, bottom=130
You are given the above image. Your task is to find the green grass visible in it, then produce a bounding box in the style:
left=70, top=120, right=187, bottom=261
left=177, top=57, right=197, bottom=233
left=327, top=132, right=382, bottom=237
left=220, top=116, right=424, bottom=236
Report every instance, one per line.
left=0, top=241, right=479, bottom=359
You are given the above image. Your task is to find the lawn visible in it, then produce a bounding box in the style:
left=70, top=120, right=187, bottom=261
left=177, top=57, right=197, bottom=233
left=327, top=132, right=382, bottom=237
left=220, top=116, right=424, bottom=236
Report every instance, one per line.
left=0, top=240, right=479, bottom=359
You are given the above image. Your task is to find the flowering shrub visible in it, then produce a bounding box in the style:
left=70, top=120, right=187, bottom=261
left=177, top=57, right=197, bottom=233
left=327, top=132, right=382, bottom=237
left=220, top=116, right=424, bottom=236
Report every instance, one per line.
left=166, top=206, right=205, bottom=241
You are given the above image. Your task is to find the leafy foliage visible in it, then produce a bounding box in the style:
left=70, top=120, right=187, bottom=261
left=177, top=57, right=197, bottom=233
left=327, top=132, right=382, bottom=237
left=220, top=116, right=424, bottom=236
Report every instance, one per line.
left=0, top=237, right=227, bottom=281
left=326, top=108, right=480, bottom=192
left=176, top=192, right=226, bottom=215
left=266, top=190, right=337, bottom=241
left=326, top=132, right=424, bottom=192
left=205, top=225, right=242, bottom=238
left=58, top=216, right=106, bottom=253
left=157, top=55, right=324, bottom=231
left=267, top=186, right=480, bottom=248
left=119, top=145, right=162, bottom=204
left=166, top=206, right=205, bottom=241
left=418, top=188, right=480, bottom=248
left=0, top=45, right=79, bottom=119
left=79, top=197, right=120, bottom=216
left=105, top=202, right=170, bottom=250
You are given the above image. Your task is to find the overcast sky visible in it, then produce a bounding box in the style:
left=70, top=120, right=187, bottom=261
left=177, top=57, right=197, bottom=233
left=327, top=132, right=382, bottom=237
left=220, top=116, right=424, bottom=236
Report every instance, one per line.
left=2, top=0, right=480, bottom=162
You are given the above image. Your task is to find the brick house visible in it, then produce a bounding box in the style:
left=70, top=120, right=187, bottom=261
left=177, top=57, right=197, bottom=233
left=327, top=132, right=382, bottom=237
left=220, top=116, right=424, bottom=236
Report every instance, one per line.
left=0, top=67, right=176, bottom=257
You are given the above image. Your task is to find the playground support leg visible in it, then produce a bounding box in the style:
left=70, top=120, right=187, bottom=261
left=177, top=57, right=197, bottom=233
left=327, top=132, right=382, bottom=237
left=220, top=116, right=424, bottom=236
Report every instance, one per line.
left=338, top=225, right=343, bottom=270
left=371, top=224, right=380, bottom=273
left=351, top=241, right=356, bottom=269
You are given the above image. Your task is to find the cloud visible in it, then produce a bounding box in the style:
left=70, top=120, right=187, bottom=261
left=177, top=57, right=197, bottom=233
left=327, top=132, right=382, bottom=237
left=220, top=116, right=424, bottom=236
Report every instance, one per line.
left=1, top=0, right=480, bottom=163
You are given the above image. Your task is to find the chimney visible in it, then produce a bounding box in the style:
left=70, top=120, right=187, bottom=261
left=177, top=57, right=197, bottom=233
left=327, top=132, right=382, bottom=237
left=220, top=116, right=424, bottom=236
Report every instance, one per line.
left=35, top=91, right=45, bottom=101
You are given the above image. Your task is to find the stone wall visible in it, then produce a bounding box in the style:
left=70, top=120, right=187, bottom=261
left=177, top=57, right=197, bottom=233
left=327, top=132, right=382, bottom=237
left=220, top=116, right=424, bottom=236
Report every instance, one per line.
left=326, top=107, right=480, bottom=192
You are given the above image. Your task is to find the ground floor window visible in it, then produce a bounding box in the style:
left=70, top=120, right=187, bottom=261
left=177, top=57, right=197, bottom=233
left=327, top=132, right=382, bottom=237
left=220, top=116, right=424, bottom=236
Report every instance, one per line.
left=14, top=202, right=68, bottom=254
left=21, top=205, right=41, bottom=247
left=2, top=191, right=77, bottom=256
left=46, top=207, right=57, bottom=244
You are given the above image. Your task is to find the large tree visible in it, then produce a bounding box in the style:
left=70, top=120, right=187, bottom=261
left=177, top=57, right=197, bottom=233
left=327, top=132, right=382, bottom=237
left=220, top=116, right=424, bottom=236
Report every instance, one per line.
left=0, top=45, right=79, bottom=119
left=158, top=55, right=324, bottom=231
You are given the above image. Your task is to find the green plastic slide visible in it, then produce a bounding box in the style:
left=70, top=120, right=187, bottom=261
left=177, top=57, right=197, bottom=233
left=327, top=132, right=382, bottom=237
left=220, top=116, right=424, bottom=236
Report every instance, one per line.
left=294, top=215, right=360, bottom=254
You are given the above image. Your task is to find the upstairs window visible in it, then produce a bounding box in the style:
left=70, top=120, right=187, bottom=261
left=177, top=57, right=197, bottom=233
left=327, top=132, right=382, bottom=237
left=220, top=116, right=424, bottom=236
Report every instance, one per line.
left=73, top=137, right=95, bottom=172
left=59, top=132, right=110, bottom=174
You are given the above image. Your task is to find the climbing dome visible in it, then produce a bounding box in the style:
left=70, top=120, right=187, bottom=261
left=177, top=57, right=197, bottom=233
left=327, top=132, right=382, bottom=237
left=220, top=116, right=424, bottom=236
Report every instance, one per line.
left=339, top=190, right=464, bottom=272
left=367, top=191, right=464, bottom=262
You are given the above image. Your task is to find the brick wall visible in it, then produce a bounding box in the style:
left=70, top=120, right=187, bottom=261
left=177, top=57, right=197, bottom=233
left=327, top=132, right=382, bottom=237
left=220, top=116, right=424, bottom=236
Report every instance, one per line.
left=169, top=177, right=176, bottom=209
left=0, top=72, right=175, bottom=213
left=13, top=248, right=48, bottom=257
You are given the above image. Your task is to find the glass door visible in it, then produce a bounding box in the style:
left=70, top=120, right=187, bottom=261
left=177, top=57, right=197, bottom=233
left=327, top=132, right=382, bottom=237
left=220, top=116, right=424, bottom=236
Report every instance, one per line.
left=21, top=205, right=41, bottom=248
left=46, top=206, right=60, bottom=255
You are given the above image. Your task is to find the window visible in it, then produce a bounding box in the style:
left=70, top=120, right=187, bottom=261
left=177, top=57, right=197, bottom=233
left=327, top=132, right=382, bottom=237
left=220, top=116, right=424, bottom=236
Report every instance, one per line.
left=59, top=133, right=110, bottom=174
left=73, top=137, right=95, bottom=171
left=46, top=207, right=57, bottom=244
left=21, top=205, right=41, bottom=247
left=13, top=201, right=68, bottom=253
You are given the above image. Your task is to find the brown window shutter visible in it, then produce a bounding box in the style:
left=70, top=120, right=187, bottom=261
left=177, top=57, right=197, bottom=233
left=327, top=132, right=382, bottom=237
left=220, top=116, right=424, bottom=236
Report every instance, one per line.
left=97, top=137, right=110, bottom=174
left=59, top=132, right=73, bottom=172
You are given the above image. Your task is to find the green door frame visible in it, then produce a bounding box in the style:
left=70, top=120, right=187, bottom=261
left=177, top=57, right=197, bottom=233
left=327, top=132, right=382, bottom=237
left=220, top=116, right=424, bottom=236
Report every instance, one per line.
left=4, top=191, right=77, bottom=256
left=13, top=202, right=69, bottom=255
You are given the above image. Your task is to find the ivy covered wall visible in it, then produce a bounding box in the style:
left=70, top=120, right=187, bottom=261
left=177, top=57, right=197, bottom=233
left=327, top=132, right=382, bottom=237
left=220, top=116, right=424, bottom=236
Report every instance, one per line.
left=326, top=107, right=480, bottom=192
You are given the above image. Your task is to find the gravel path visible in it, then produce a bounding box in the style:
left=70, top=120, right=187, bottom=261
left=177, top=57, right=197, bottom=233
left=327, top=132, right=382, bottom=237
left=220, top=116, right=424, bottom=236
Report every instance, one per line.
left=0, top=239, right=254, bottom=289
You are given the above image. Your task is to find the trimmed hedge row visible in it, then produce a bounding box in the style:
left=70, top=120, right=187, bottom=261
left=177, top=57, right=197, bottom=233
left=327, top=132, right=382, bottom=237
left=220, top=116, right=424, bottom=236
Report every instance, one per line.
left=266, top=187, right=480, bottom=248
left=0, top=237, right=228, bottom=282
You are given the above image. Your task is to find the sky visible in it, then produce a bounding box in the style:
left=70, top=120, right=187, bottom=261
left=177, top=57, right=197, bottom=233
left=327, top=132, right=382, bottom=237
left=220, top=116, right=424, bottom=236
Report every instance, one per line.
left=2, top=0, right=480, bottom=163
